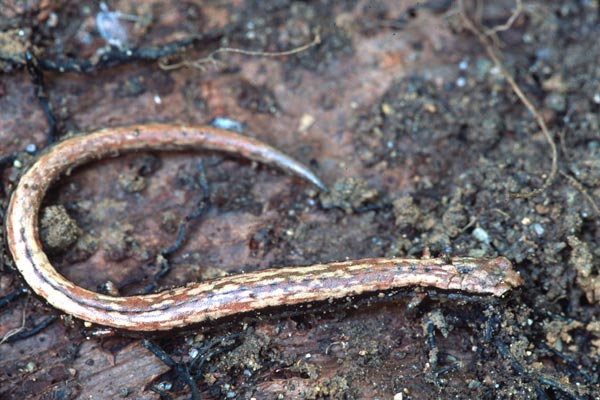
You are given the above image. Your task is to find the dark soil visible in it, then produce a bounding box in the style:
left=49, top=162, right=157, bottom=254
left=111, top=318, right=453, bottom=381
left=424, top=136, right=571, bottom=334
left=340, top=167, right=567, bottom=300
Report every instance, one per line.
left=1, top=1, right=599, bottom=399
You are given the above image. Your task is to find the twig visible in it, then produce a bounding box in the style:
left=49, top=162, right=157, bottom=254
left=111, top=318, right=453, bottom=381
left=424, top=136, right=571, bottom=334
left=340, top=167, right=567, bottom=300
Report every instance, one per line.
left=559, top=171, right=600, bottom=217
left=0, top=292, right=57, bottom=344
left=0, top=298, right=28, bottom=344
left=538, top=342, right=594, bottom=383
left=142, top=339, right=200, bottom=400
left=458, top=0, right=558, bottom=199
left=37, top=33, right=223, bottom=73
left=25, top=50, right=56, bottom=144
left=0, top=287, right=27, bottom=308
left=159, top=29, right=321, bottom=71
left=2, top=316, right=58, bottom=342
left=140, top=161, right=210, bottom=295
left=484, top=0, right=523, bottom=36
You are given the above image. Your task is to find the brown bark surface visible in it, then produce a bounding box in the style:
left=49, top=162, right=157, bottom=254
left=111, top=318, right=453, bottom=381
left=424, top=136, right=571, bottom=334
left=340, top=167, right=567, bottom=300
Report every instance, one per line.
left=1, top=1, right=598, bottom=399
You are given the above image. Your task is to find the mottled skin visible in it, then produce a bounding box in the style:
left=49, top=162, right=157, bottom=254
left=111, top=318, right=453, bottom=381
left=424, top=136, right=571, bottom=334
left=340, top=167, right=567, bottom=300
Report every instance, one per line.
left=6, top=124, right=523, bottom=331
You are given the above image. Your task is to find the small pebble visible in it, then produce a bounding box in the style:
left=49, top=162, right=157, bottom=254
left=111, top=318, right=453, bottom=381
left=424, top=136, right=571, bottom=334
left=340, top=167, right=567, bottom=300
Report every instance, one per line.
left=210, top=117, right=244, bottom=133
left=25, top=143, right=37, bottom=154
left=544, top=93, right=566, bottom=112
left=467, top=248, right=487, bottom=258
left=298, top=114, right=315, bottom=132
left=468, top=380, right=481, bottom=389
left=472, top=227, right=490, bottom=244
left=531, top=223, right=544, bottom=236
left=156, top=382, right=172, bottom=391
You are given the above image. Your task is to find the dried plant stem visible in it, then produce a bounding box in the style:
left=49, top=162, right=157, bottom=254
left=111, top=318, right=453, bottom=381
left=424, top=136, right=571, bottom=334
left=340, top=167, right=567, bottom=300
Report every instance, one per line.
left=160, top=29, right=321, bottom=71
left=458, top=0, right=558, bottom=198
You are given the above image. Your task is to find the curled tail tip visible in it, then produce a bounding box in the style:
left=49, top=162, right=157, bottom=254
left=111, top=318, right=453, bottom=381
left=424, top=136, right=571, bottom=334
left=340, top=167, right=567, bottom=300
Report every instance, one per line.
left=312, top=176, right=328, bottom=192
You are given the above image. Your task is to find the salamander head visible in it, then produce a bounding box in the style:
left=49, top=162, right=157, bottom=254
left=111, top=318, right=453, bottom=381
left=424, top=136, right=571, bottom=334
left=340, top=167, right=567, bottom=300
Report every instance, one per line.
left=459, top=256, right=523, bottom=296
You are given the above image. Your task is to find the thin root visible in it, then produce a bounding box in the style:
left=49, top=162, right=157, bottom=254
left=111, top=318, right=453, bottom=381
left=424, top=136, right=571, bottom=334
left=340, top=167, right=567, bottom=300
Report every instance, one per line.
left=458, top=0, right=558, bottom=199
left=159, top=28, right=321, bottom=71
left=559, top=171, right=600, bottom=217
left=484, top=0, right=523, bottom=36
left=0, top=296, right=29, bottom=345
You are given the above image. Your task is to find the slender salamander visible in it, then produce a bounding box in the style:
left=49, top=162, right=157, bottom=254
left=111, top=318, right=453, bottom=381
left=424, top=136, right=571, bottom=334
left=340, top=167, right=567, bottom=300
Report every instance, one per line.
left=5, top=124, right=523, bottom=331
